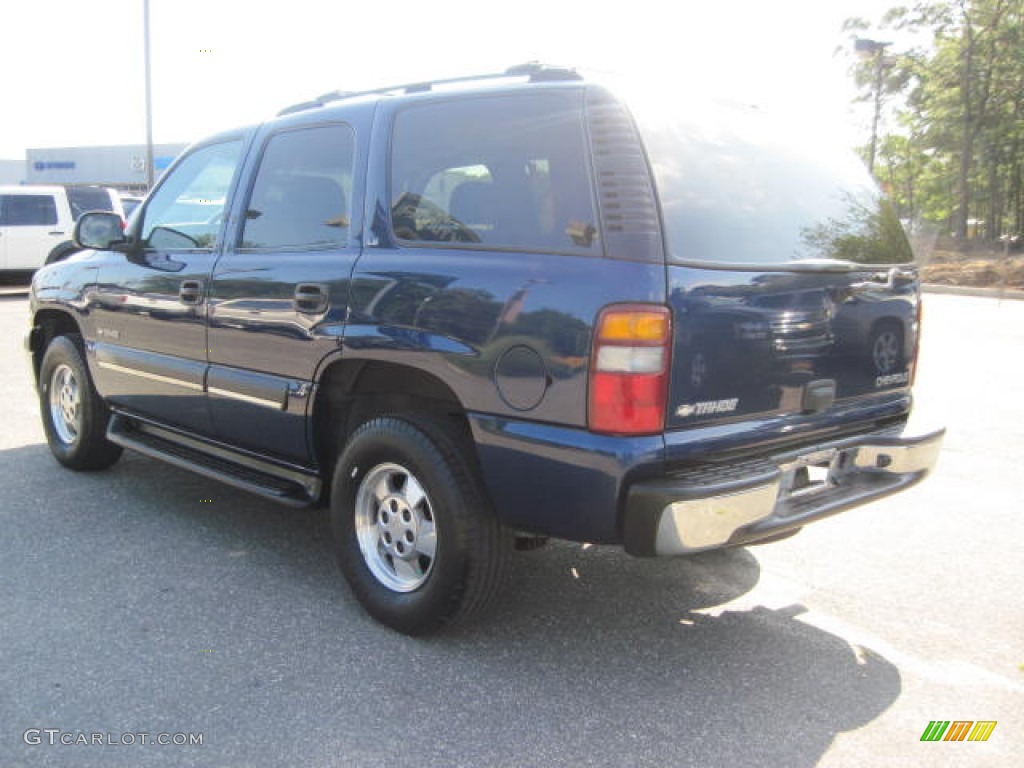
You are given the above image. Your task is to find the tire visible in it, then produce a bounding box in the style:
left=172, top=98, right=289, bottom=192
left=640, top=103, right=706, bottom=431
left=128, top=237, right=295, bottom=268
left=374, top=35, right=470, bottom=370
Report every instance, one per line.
left=330, top=414, right=509, bottom=635
left=38, top=335, right=122, bottom=471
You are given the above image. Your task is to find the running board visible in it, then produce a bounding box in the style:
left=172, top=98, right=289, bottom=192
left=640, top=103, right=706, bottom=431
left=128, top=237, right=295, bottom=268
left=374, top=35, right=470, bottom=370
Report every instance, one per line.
left=107, top=413, right=321, bottom=507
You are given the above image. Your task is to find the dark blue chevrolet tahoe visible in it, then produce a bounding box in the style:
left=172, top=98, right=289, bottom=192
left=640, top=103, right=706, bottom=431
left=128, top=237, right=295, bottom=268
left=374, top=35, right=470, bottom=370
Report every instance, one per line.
left=26, top=65, right=944, bottom=634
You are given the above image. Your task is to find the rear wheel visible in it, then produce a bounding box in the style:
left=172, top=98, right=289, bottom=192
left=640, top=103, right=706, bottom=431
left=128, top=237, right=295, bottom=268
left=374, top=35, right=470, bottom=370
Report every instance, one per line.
left=38, top=335, right=122, bottom=470
left=354, top=462, right=438, bottom=593
left=330, top=414, right=509, bottom=635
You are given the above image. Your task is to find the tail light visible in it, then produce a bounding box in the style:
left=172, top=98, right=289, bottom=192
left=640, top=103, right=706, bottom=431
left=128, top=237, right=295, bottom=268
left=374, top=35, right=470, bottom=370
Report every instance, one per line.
left=588, top=305, right=672, bottom=435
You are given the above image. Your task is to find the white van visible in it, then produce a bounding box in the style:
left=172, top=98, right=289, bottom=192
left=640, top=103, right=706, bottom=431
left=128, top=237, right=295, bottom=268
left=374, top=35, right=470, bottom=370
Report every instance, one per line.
left=0, top=185, right=124, bottom=272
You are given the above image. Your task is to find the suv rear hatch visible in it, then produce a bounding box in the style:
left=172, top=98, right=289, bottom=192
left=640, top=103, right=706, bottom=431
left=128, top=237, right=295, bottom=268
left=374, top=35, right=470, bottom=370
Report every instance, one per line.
left=633, top=100, right=919, bottom=434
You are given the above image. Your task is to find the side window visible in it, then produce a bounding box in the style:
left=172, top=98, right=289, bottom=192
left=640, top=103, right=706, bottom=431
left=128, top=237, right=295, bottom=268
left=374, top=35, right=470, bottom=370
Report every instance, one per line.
left=390, top=94, right=598, bottom=253
left=240, top=124, right=354, bottom=250
left=141, top=140, right=242, bottom=250
left=0, top=194, right=58, bottom=226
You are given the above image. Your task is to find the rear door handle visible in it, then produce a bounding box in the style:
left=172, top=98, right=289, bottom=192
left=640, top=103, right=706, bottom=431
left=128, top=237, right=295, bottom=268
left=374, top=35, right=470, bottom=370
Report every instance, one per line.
left=294, top=283, right=329, bottom=314
left=179, top=280, right=204, bottom=305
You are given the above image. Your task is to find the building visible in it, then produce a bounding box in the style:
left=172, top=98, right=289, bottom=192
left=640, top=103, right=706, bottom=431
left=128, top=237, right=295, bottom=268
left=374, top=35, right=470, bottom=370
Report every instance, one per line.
left=0, top=159, right=24, bottom=185
left=24, top=143, right=188, bottom=194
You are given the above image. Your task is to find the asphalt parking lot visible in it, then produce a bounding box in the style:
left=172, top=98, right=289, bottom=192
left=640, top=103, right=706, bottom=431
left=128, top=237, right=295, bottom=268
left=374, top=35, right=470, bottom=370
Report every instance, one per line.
left=0, top=289, right=1020, bottom=767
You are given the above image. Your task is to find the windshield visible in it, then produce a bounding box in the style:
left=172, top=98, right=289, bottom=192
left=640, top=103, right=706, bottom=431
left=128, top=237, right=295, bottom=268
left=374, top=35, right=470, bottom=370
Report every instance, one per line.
left=635, top=102, right=913, bottom=267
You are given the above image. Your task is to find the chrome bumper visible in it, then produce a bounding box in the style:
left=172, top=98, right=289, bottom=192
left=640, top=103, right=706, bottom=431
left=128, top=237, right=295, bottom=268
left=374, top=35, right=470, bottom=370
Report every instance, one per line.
left=623, top=423, right=945, bottom=556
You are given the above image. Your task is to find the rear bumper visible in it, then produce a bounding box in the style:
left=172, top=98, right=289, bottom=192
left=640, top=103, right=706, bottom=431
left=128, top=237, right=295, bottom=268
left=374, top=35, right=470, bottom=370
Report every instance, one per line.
left=623, top=423, right=944, bottom=556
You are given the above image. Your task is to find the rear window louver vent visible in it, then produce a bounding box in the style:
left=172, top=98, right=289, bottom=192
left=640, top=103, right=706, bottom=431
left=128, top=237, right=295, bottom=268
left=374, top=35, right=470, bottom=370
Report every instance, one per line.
left=586, top=90, right=664, bottom=263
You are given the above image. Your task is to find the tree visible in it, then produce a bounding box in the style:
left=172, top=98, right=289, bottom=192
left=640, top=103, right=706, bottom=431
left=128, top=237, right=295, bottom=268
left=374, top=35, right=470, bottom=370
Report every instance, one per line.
left=846, top=0, right=1024, bottom=241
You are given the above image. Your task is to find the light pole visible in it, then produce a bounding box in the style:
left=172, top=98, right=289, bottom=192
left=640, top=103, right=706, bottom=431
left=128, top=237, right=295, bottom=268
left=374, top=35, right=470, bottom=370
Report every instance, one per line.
left=855, top=38, right=892, bottom=176
left=143, top=0, right=155, bottom=190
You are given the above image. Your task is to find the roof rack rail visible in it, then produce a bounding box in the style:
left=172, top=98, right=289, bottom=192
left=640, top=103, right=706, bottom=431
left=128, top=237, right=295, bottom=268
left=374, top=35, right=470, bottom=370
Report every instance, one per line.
left=276, top=62, right=581, bottom=117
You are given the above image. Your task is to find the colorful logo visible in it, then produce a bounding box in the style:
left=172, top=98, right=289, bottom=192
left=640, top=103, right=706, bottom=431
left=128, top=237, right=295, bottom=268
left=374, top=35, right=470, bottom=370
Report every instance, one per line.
left=920, top=721, right=997, bottom=742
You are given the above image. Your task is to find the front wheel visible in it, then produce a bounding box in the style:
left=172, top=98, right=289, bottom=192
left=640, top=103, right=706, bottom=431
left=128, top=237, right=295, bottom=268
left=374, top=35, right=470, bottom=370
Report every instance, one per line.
left=38, top=335, right=122, bottom=470
left=330, top=415, right=509, bottom=635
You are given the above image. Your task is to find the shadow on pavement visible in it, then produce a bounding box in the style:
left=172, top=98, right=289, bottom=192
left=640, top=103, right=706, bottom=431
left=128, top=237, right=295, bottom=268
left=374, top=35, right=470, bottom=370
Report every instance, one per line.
left=0, top=444, right=900, bottom=768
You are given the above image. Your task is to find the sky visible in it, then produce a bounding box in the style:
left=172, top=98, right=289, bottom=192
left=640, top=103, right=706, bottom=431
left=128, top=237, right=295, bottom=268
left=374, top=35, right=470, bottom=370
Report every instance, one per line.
left=0, top=0, right=913, bottom=159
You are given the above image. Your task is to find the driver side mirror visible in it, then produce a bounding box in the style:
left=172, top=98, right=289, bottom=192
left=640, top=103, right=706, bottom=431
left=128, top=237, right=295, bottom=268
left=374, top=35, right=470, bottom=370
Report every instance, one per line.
left=73, top=211, right=127, bottom=251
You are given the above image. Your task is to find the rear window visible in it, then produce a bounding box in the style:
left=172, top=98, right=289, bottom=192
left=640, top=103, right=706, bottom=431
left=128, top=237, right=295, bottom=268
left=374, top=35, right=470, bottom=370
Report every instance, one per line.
left=67, top=186, right=115, bottom=219
left=390, top=92, right=598, bottom=255
left=636, top=103, right=913, bottom=266
left=0, top=194, right=58, bottom=226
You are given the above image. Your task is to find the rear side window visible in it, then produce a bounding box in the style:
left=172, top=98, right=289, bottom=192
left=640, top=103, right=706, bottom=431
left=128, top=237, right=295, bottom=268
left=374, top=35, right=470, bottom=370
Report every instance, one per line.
left=390, top=93, right=598, bottom=254
left=240, top=124, right=355, bottom=250
left=0, top=194, right=58, bottom=226
left=636, top=103, right=914, bottom=266
left=67, top=187, right=115, bottom=219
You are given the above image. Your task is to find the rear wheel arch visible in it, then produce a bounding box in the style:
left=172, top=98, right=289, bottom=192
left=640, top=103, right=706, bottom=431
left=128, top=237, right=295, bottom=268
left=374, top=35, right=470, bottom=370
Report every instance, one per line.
left=311, top=359, right=473, bottom=479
